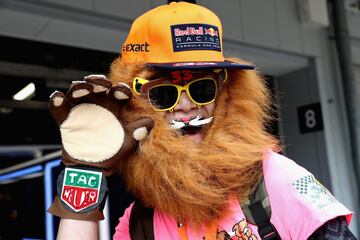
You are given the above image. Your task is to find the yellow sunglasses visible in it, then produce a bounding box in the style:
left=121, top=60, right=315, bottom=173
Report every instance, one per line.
left=133, top=70, right=227, bottom=112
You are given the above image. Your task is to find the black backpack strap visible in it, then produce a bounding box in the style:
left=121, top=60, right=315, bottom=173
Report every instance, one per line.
left=248, top=200, right=280, bottom=240
left=129, top=200, right=155, bottom=240
left=242, top=178, right=280, bottom=240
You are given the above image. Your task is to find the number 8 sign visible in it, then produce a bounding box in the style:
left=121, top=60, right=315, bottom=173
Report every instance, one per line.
left=297, top=103, right=324, bottom=134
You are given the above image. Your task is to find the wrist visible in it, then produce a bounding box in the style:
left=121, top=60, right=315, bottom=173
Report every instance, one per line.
left=48, top=165, right=108, bottom=221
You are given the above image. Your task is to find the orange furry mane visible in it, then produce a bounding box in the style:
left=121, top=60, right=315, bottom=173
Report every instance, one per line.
left=108, top=57, right=278, bottom=225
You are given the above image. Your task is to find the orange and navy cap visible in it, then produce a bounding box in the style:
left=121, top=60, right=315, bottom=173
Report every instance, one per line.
left=121, top=2, right=254, bottom=70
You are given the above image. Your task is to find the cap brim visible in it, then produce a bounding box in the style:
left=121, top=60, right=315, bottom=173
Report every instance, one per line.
left=146, top=61, right=255, bottom=70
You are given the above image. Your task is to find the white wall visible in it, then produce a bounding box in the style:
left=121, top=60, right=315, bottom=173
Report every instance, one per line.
left=198, top=0, right=323, bottom=56
left=0, top=0, right=326, bottom=57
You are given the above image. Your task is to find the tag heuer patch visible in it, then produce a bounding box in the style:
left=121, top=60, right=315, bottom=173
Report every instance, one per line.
left=57, top=167, right=106, bottom=213
left=293, top=175, right=337, bottom=209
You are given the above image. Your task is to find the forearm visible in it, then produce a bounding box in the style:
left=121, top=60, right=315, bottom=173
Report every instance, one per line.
left=57, top=218, right=98, bottom=240
left=308, top=217, right=357, bottom=240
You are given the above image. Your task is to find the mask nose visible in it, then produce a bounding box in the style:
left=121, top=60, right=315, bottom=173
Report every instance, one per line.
left=173, top=91, right=197, bottom=112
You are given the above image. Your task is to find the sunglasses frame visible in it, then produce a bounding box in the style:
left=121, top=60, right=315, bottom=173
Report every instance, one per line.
left=133, top=70, right=227, bottom=112
left=133, top=77, right=150, bottom=95
left=148, top=78, right=218, bottom=111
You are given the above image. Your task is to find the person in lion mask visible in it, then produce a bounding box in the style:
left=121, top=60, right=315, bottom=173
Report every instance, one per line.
left=49, top=2, right=356, bottom=240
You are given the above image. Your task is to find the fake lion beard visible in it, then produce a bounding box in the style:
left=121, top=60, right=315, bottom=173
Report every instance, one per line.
left=109, top=58, right=279, bottom=226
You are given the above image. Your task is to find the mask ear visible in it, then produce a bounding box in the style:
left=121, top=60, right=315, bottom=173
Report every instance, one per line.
left=214, top=69, right=228, bottom=83
left=132, top=77, right=150, bottom=95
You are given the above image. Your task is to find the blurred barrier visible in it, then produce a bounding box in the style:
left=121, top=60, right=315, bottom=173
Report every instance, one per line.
left=0, top=151, right=111, bottom=239
left=44, top=159, right=61, bottom=240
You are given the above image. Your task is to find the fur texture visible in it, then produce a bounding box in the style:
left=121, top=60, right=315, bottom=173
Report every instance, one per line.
left=108, top=57, right=279, bottom=226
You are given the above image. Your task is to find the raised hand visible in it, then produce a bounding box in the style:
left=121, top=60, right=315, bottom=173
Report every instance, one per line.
left=48, top=74, right=153, bottom=220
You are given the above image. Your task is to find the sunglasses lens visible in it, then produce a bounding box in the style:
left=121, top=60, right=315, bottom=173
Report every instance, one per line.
left=189, top=79, right=216, bottom=104
left=149, top=85, right=178, bottom=110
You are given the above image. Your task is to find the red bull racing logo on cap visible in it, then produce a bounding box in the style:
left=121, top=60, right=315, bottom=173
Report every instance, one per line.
left=170, top=24, right=221, bottom=52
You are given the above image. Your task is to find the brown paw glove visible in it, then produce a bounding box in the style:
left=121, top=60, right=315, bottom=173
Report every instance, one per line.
left=47, top=74, right=153, bottom=221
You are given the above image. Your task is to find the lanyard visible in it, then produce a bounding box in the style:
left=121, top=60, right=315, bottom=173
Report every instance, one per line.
left=177, top=220, right=218, bottom=240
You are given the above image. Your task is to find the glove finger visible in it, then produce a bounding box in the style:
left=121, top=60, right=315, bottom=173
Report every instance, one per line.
left=126, top=117, right=154, bottom=141
left=66, top=81, right=94, bottom=102
left=49, top=90, right=71, bottom=125
left=108, top=83, right=132, bottom=103
left=84, top=74, right=112, bottom=93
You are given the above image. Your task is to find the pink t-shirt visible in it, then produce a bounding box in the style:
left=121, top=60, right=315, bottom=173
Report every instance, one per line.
left=114, top=151, right=353, bottom=239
